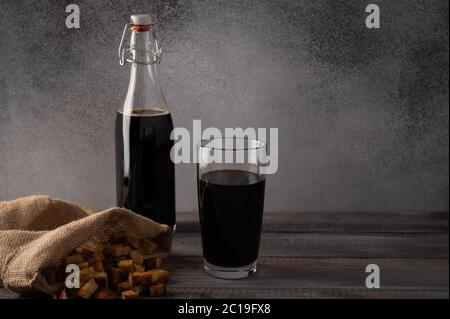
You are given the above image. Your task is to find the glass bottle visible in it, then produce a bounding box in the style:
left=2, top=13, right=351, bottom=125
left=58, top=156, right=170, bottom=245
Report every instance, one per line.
left=115, top=14, right=175, bottom=229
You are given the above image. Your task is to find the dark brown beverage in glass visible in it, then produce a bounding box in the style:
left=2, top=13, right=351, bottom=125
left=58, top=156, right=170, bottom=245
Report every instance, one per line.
left=115, top=108, right=175, bottom=228
left=198, top=170, right=265, bottom=268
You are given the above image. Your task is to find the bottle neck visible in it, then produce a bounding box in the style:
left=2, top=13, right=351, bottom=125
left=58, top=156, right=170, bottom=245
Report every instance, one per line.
left=130, top=29, right=155, bottom=64
left=121, top=29, right=168, bottom=114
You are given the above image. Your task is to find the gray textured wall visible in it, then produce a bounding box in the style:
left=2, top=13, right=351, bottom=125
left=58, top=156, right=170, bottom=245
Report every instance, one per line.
left=0, top=0, right=448, bottom=213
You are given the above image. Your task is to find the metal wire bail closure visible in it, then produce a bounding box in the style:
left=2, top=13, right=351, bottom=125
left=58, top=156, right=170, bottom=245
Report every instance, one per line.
left=118, top=23, right=162, bottom=66
left=152, top=37, right=162, bottom=64
left=118, top=24, right=130, bottom=66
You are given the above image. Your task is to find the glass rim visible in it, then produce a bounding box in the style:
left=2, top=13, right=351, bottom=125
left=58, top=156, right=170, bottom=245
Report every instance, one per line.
left=198, top=137, right=266, bottom=151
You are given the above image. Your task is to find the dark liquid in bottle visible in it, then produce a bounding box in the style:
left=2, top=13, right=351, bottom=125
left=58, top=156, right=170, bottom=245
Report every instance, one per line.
left=115, top=108, right=175, bottom=228
left=198, top=170, right=265, bottom=267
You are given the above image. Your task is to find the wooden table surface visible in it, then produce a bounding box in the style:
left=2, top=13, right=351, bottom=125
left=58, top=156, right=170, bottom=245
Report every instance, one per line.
left=1, top=211, right=448, bottom=299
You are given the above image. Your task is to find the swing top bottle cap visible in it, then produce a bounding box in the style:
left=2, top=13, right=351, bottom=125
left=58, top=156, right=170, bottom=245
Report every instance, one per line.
left=131, top=14, right=152, bottom=25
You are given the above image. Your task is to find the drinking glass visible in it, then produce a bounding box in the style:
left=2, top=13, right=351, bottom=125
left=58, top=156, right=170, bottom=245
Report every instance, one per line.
left=197, top=137, right=266, bottom=279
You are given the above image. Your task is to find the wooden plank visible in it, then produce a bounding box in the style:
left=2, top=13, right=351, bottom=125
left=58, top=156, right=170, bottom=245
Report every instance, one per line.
left=1, top=257, right=446, bottom=299
left=164, top=256, right=448, bottom=299
left=172, top=232, right=449, bottom=258
left=0, top=289, right=43, bottom=299
left=176, top=211, right=449, bottom=234
left=0, top=289, right=17, bottom=299
left=166, top=256, right=449, bottom=289
left=0, top=211, right=447, bottom=299
left=166, top=287, right=448, bottom=299
left=0, top=287, right=446, bottom=299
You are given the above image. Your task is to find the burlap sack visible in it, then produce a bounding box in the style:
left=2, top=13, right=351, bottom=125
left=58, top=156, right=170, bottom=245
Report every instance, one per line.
left=0, top=195, right=173, bottom=295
